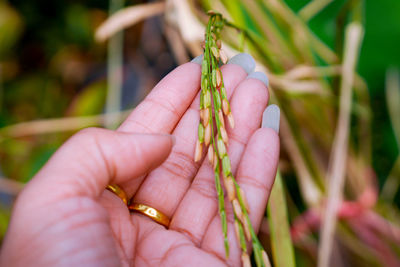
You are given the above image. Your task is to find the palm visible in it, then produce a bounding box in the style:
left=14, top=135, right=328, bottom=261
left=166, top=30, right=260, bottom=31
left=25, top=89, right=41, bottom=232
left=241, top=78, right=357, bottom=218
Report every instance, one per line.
left=100, top=190, right=229, bottom=267
left=31, top=188, right=227, bottom=267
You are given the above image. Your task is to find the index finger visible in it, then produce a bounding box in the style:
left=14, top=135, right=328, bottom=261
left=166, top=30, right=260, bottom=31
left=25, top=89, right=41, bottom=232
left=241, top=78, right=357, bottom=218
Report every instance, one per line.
left=118, top=62, right=201, bottom=134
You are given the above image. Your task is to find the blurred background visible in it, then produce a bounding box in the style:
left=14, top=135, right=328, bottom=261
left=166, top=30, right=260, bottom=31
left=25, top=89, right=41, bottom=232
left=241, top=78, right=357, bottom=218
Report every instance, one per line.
left=0, top=0, right=399, bottom=266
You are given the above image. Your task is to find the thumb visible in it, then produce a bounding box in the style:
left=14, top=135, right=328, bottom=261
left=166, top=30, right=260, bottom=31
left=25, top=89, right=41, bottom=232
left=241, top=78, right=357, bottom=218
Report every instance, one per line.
left=22, top=127, right=175, bottom=200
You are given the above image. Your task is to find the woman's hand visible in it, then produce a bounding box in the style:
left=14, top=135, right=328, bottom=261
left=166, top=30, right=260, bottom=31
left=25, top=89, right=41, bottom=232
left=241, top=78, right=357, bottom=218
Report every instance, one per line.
left=0, top=54, right=279, bottom=267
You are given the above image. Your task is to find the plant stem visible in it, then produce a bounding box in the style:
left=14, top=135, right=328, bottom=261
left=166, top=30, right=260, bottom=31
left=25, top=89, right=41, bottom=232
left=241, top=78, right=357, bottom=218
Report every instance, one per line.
left=318, top=22, right=364, bottom=267
left=299, top=0, right=334, bottom=21
left=105, top=0, right=124, bottom=129
left=267, top=170, right=296, bottom=267
left=196, top=13, right=271, bottom=266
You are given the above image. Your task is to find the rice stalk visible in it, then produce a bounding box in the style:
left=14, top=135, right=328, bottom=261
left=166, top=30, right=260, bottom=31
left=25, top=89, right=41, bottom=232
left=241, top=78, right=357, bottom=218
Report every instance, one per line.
left=104, top=0, right=124, bottom=129
left=318, top=22, right=364, bottom=267
left=194, top=12, right=270, bottom=266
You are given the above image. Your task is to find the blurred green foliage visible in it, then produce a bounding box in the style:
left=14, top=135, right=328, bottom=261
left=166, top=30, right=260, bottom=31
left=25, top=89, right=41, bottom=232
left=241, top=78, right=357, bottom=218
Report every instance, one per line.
left=1, top=0, right=398, bottom=189
left=198, top=1, right=400, bottom=265
left=0, top=0, right=174, bottom=187
left=0, top=0, right=109, bottom=180
left=358, top=0, right=400, bottom=187
left=286, top=0, right=400, bottom=187
left=0, top=1, right=23, bottom=59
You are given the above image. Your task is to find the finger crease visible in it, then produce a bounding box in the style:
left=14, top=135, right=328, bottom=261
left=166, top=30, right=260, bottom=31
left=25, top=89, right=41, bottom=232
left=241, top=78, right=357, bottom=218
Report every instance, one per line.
left=202, top=246, right=231, bottom=266
left=239, top=174, right=269, bottom=192
left=161, top=151, right=197, bottom=183
left=93, top=136, right=116, bottom=190
left=160, top=242, right=192, bottom=265
left=173, top=227, right=202, bottom=247
left=146, top=96, right=181, bottom=122
left=228, top=132, right=247, bottom=147
left=191, top=177, right=218, bottom=201
left=122, top=119, right=155, bottom=133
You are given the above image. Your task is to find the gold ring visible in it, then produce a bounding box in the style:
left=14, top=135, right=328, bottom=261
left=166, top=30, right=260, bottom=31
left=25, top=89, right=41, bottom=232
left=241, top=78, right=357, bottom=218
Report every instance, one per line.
left=106, top=184, right=128, bottom=205
left=129, top=203, right=170, bottom=228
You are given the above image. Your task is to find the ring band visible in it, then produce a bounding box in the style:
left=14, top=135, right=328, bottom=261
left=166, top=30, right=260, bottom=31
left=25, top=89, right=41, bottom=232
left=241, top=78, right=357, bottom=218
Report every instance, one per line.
left=106, top=184, right=128, bottom=205
left=129, top=203, right=170, bottom=228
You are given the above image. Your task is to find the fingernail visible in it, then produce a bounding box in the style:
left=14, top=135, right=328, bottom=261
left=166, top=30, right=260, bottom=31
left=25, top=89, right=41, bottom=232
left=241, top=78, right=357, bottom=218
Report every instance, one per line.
left=262, top=104, right=280, bottom=134
left=227, top=53, right=255, bottom=74
left=248, top=71, right=269, bottom=87
left=191, top=54, right=203, bottom=65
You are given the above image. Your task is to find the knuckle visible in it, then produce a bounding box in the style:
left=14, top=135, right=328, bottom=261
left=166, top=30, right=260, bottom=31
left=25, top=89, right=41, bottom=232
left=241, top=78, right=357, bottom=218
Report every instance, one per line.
left=161, top=150, right=197, bottom=182
left=69, top=127, right=108, bottom=149
left=74, top=127, right=102, bottom=139
left=191, top=177, right=217, bottom=200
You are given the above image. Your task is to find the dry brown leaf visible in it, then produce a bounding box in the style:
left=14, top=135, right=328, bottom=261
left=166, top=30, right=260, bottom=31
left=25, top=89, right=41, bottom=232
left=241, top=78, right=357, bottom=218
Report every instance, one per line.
left=318, top=22, right=364, bottom=267
left=95, top=2, right=166, bottom=42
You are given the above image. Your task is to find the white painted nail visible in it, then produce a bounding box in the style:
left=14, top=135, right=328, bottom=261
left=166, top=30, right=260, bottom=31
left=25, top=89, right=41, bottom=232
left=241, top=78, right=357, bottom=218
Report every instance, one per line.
left=262, top=104, right=280, bottom=134
left=227, top=53, right=255, bottom=74
left=248, top=71, right=269, bottom=87
left=191, top=54, right=203, bottom=64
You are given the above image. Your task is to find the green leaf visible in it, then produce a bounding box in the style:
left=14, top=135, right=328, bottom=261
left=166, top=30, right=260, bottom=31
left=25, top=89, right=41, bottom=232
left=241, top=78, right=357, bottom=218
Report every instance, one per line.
left=267, top=170, right=296, bottom=267
left=68, top=80, right=106, bottom=116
